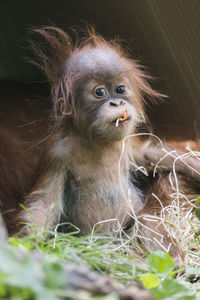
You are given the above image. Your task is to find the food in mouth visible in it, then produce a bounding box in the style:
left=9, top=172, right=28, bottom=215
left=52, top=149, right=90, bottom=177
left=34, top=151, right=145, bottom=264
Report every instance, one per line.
left=115, top=110, right=128, bottom=127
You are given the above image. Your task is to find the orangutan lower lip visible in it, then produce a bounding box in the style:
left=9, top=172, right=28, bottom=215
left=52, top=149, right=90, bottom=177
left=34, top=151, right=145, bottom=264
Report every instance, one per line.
left=111, top=116, right=130, bottom=128
left=115, top=118, right=129, bottom=127
left=112, top=111, right=126, bottom=122
left=112, top=116, right=129, bottom=123
left=112, top=110, right=129, bottom=127
left=112, top=115, right=123, bottom=123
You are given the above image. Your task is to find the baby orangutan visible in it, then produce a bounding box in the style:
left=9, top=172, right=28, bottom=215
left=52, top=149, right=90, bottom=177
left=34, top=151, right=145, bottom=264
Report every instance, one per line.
left=3, top=27, right=200, bottom=262
left=18, top=27, right=154, bottom=234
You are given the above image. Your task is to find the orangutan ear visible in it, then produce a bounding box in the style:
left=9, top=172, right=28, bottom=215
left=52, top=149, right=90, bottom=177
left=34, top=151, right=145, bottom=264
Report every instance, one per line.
left=51, top=76, right=74, bottom=119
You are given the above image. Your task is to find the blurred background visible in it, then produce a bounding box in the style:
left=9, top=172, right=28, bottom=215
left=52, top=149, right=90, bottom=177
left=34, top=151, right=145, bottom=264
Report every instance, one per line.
left=0, top=0, right=200, bottom=140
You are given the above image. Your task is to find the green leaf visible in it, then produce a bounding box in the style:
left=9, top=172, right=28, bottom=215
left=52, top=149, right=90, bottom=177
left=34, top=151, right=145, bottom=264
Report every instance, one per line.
left=146, top=251, right=175, bottom=275
left=8, top=237, right=32, bottom=251
left=140, top=273, right=161, bottom=289
left=195, top=197, right=200, bottom=204
left=0, top=248, right=43, bottom=291
left=195, top=207, right=200, bottom=220
left=152, top=279, right=196, bottom=300
left=43, top=261, right=66, bottom=289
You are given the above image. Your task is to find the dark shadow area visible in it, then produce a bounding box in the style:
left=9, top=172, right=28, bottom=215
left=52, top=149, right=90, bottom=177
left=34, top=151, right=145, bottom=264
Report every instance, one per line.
left=0, top=0, right=200, bottom=140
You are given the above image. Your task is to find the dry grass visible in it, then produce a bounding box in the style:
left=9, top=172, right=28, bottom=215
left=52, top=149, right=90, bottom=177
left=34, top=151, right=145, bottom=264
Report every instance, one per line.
left=92, top=133, right=200, bottom=268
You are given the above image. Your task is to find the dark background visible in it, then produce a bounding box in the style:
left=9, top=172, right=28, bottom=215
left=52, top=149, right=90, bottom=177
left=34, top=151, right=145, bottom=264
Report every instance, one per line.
left=0, top=0, right=200, bottom=140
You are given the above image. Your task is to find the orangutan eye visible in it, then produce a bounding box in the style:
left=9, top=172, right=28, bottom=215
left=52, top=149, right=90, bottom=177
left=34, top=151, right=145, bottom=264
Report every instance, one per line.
left=116, top=85, right=126, bottom=94
left=95, top=87, right=107, bottom=98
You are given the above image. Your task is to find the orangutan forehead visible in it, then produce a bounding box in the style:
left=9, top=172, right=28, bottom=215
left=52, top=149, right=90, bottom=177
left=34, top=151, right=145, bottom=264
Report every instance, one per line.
left=65, top=47, right=127, bottom=78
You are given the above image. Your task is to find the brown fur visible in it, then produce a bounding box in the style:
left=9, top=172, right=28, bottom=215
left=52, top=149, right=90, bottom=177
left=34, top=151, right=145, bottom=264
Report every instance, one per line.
left=0, top=91, right=50, bottom=231
left=0, top=27, right=200, bottom=263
